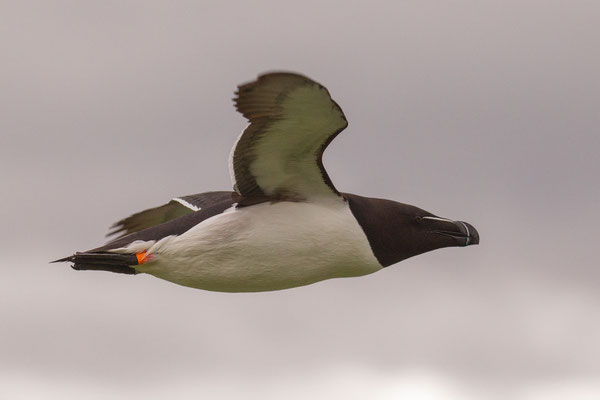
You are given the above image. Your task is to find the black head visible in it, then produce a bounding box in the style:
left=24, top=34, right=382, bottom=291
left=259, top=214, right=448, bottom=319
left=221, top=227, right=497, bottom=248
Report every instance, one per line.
left=344, top=193, right=479, bottom=267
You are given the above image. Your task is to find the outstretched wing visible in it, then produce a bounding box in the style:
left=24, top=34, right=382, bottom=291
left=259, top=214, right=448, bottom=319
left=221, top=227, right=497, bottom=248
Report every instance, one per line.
left=231, top=72, right=348, bottom=203
left=107, top=191, right=233, bottom=239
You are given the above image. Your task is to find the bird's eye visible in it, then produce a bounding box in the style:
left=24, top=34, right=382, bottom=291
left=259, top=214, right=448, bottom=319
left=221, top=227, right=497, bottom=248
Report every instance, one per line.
left=415, top=216, right=423, bottom=222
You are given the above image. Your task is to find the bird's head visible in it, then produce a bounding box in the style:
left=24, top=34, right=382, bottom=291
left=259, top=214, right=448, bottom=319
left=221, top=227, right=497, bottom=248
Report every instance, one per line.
left=345, top=194, right=479, bottom=267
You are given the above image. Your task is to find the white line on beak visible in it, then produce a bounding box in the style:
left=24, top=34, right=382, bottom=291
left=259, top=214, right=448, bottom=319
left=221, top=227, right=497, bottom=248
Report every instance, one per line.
left=422, top=216, right=455, bottom=223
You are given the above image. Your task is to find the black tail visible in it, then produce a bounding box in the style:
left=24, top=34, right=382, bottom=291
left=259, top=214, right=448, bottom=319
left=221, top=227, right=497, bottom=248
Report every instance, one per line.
left=51, top=252, right=139, bottom=275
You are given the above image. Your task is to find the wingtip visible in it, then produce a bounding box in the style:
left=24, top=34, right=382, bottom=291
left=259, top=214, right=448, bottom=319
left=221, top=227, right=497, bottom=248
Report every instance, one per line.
left=105, top=228, right=124, bottom=239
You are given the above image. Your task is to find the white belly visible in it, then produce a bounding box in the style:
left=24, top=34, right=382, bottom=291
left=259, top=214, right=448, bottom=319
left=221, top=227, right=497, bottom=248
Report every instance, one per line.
left=136, top=200, right=382, bottom=292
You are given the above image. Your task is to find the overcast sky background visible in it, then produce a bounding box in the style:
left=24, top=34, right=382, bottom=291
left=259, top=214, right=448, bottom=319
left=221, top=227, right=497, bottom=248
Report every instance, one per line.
left=1, top=1, right=599, bottom=399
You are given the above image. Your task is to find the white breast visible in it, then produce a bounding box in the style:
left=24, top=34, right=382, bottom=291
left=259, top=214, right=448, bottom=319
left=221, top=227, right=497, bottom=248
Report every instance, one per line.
left=136, top=200, right=382, bottom=292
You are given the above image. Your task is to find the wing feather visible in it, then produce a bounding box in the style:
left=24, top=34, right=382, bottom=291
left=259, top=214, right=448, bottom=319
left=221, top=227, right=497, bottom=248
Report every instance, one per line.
left=231, top=72, right=348, bottom=202
left=107, top=191, right=233, bottom=239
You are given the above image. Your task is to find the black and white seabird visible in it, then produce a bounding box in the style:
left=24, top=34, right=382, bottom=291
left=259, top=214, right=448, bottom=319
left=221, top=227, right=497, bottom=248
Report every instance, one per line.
left=54, top=72, right=479, bottom=292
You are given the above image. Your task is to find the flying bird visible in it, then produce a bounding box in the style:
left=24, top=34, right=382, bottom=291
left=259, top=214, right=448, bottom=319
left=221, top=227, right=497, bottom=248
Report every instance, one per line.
left=53, top=72, right=479, bottom=292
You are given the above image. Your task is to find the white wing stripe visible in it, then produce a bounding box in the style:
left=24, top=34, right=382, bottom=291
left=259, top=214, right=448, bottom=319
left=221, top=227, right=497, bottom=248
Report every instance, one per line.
left=172, top=198, right=201, bottom=211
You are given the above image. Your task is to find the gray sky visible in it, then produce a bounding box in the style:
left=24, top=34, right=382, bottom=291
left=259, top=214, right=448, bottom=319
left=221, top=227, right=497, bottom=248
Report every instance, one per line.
left=1, top=1, right=599, bottom=398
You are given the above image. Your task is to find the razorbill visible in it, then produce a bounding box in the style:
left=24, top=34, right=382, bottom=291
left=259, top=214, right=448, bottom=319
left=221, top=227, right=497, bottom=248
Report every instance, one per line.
left=53, top=72, right=479, bottom=292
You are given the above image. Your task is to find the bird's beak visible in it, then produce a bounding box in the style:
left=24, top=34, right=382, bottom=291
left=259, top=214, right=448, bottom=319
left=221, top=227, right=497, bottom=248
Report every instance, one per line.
left=424, top=217, right=480, bottom=246
left=454, top=221, right=479, bottom=246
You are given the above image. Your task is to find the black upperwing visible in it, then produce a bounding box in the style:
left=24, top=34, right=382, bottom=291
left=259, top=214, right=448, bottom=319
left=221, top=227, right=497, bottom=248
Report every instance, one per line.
left=94, top=194, right=236, bottom=252
left=107, top=191, right=234, bottom=239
